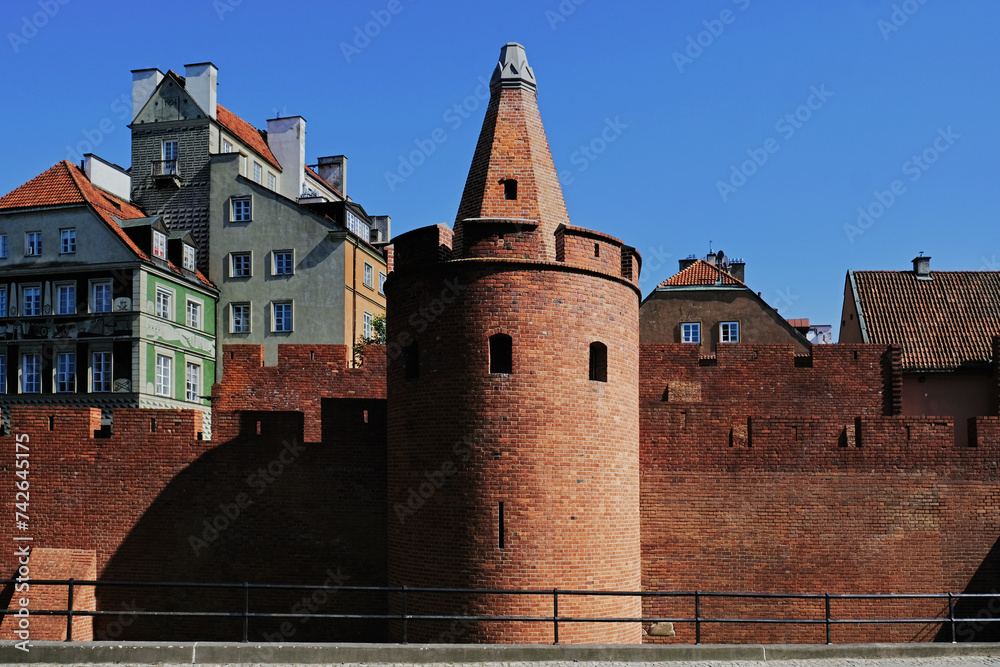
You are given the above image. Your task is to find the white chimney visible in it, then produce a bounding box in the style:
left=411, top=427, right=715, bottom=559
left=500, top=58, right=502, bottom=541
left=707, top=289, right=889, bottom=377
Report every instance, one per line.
left=83, top=154, right=131, bottom=201
left=266, top=116, right=306, bottom=200
left=131, top=68, right=163, bottom=121
left=183, top=62, right=218, bottom=120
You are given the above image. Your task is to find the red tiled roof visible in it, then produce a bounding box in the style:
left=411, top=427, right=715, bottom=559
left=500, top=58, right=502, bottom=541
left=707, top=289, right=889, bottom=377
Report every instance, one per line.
left=853, top=270, right=1000, bottom=371
left=657, top=259, right=746, bottom=288
left=787, top=318, right=810, bottom=327
left=216, top=104, right=281, bottom=171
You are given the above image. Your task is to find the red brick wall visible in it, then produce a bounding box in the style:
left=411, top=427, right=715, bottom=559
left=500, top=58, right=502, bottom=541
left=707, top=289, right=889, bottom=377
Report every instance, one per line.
left=0, top=548, right=95, bottom=641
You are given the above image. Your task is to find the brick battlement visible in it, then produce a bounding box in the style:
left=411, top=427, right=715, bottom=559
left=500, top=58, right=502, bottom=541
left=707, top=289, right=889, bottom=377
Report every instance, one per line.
left=5, top=406, right=203, bottom=440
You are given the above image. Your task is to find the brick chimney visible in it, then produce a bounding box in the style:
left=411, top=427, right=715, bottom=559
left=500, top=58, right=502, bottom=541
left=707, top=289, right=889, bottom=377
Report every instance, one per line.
left=912, top=254, right=931, bottom=279
left=183, top=62, right=218, bottom=120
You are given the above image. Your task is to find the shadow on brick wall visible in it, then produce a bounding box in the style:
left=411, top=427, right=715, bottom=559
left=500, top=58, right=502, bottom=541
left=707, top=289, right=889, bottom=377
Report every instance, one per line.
left=936, top=535, right=1000, bottom=642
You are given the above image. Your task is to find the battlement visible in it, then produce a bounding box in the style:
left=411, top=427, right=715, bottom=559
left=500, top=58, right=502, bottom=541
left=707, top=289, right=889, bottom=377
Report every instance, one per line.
left=4, top=406, right=203, bottom=440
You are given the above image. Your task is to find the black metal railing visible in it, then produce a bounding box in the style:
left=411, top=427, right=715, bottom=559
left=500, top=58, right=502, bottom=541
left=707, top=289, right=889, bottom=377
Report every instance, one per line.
left=1, top=579, right=997, bottom=644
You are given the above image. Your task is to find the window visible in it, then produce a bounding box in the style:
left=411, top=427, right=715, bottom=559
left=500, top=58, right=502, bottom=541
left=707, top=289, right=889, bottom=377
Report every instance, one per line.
left=364, top=311, right=373, bottom=339
left=272, top=302, right=292, bottom=333
left=21, top=353, right=40, bottom=393
left=379, top=273, right=386, bottom=296
left=503, top=179, right=517, bottom=200
left=22, top=286, right=40, bottom=317
left=162, top=140, right=178, bottom=174
left=92, top=281, right=112, bottom=313
left=155, top=287, right=173, bottom=319
left=231, top=303, right=251, bottom=333
left=60, top=228, right=76, bottom=254
left=267, top=172, right=276, bottom=190
left=0, top=234, right=7, bottom=258
left=489, top=334, right=513, bottom=374
left=721, top=321, right=740, bottom=343
left=273, top=251, right=293, bottom=276
left=155, top=354, right=172, bottom=397
left=253, top=162, right=262, bottom=184
left=185, top=362, right=201, bottom=402
left=681, top=322, right=700, bottom=344
left=346, top=210, right=370, bottom=239
left=589, top=342, right=608, bottom=382
left=0, top=287, right=7, bottom=317
left=56, top=283, right=76, bottom=315
left=92, top=351, right=111, bottom=392
left=152, top=230, right=167, bottom=259
left=56, top=352, right=75, bottom=393
left=25, top=232, right=41, bottom=256
left=0, top=354, right=5, bottom=393
left=183, top=245, right=196, bottom=271
left=231, top=197, right=252, bottom=222
left=364, top=263, right=374, bottom=289
left=231, top=252, right=252, bottom=278
left=222, top=138, right=232, bottom=153
left=186, top=299, right=202, bottom=329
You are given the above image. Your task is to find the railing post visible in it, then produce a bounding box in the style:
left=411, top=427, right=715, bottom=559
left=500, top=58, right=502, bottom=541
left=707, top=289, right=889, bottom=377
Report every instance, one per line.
left=65, top=578, right=74, bottom=642
left=949, top=593, right=956, bottom=643
left=401, top=585, right=408, bottom=644
left=825, top=593, right=831, bottom=645
left=242, top=581, right=249, bottom=643
left=552, top=588, right=559, bottom=645
left=694, top=590, right=701, bottom=645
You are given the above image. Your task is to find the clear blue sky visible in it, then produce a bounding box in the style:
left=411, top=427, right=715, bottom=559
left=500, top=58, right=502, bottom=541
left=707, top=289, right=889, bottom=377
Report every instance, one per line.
left=1, top=0, right=997, bottom=337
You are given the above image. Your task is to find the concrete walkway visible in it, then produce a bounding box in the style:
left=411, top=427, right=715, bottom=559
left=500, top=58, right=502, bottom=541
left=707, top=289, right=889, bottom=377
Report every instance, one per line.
left=1, top=641, right=1000, bottom=664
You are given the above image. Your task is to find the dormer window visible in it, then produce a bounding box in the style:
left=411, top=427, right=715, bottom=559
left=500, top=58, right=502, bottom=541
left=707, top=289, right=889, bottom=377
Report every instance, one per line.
left=152, top=231, right=167, bottom=259
left=183, top=244, right=196, bottom=271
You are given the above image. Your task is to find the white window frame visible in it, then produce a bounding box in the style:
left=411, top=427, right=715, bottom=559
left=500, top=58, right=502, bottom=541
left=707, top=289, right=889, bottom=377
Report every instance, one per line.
left=186, top=297, right=203, bottom=330
left=273, top=250, right=293, bottom=276
left=0, top=234, right=7, bottom=259
left=267, top=172, right=276, bottom=190
left=230, top=252, right=252, bottom=278
left=720, top=321, right=740, bottom=343
left=21, top=352, right=41, bottom=393
left=162, top=139, right=178, bottom=174
left=378, top=272, right=386, bottom=296
left=681, top=322, right=700, bottom=344
left=346, top=210, right=370, bottom=239
left=364, top=311, right=373, bottom=339
left=152, top=230, right=167, bottom=259
left=183, top=244, right=196, bottom=271
left=231, top=302, right=251, bottom=334
left=60, top=228, right=76, bottom=254
left=272, top=301, right=293, bottom=333
left=55, top=351, right=75, bottom=393
left=56, top=282, right=76, bottom=315
left=222, top=138, right=233, bottom=153
left=155, top=286, right=173, bottom=320
left=364, top=263, right=374, bottom=289
left=22, top=285, right=41, bottom=317
left=90, top=280, right=113, bottom=313
left=231, top=196, right=252, bottom=223
left=155, top=353, right=172, bottom=397
left=253, top=162, right=262, bottom=184
left=25, top=231, right=41, bottom=256
left=185, top=361, right=202, bottom=402
left=91, top=350, right=112, bottom=393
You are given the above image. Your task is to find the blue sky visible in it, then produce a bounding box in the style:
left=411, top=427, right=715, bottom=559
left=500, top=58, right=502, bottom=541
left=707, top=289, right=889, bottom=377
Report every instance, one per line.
left=1, top=0, right=997, bottom=336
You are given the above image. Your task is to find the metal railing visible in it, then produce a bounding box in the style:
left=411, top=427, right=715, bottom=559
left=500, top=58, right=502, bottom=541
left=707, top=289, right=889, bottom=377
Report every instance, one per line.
left=2, top=579, right=996, bottom=644
left=150, top=160, right=180, bottom=178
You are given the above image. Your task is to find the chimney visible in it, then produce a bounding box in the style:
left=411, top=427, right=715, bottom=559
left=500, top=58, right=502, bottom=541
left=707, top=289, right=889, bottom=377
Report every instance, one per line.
left=729, top=258, right=745, bottom=282
left=266, top=116, right=306, bottom=201
left=131, top=68, right=163, bottom=122
left=83, top=154, right=131, bottom=201
left=317, top=155, right=346, bottom=196
left=678, top=254, right=698, bottom=271
left=706, top=251, right=717, bottom=267
left=912, top=254, right=931, bottom=279
left=183, top=62, right=218, bottom=120
left=369, top=215, right=391, bottom=244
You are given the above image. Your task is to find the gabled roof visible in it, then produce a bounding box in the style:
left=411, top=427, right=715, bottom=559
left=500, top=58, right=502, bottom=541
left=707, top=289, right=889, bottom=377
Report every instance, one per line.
left=217, top=104, right=281, bottom=171
left=0, top=161, right=214, bottom=288
left=852, top=270, right=1000, bottom=371
left=657, top=259, right=746, bottom=288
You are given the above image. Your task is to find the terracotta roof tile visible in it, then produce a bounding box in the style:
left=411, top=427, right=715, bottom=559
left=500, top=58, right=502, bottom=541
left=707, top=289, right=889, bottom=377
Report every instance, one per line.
left=853, top=270, right=1000, bottom=371
left=216, top=104, right=281, bottom=171
left=657, top=259, right=746, bottom=288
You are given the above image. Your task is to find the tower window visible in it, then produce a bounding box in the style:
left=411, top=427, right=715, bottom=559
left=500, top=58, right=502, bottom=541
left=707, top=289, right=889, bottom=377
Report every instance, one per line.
left=503, top=179, right=517, bottom=200
left=489, top=333, right=513, bottom=374
left=589, top=342, right=607, bottom=382
left=403, top=342, right=419, bottom=380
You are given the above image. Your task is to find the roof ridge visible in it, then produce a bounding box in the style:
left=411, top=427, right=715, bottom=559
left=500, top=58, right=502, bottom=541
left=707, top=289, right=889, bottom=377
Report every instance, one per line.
left=657, top=258, right=747, bottom=288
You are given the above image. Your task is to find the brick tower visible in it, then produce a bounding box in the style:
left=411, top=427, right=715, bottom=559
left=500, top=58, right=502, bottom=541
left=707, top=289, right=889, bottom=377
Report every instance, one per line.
left=386, top=43, right=643, bottom=644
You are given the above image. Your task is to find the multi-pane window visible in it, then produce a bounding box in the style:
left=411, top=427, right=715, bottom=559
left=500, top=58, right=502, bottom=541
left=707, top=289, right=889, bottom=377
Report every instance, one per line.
left=185, top=362, right=201, bottom=402
left=155, top=354, right=172, bottom=397
left=364, top=311, right=373, bottom=339
left=155, top=287, right=172, bottom=319
left=22, top=353, right=40, bottom=393
left=92, top=351, right=111, bottom=392
left=222, top=139, right=232, bottom=153
left=267, top=172, right=276, bottom=190
left=152, top=231, right=167, bottom=259
left=186, top=299, right=202, bottom=329
left=253, top=162, right=262, bottom=184
left=162, top=140, right=178, bottom=174
left=23, top=286, right=41, bottom=317
left=231, top=252, right=251, bottom=278
left=346, top=210, right=370, bottom=239
left=364, top=263, right=374, bottom=289
left=92, top=282, right=112, bottom=313
left=681, top=322, right=700, bottom=344
left=378, top=273, right=386, bottom=296
left=720, top=321, right=740, bottom=343
left=231, top=303, right=251, bottom=334
left=25, top=232, right=41, bottom=256
left=57, top=284, right=76, bottom=315
left=0, top=354, right=5, bottom=393
left=232, top=197, right=252, bottom=222
left=60, top=228, right=76, bottom=254
left=272, top=302, right=292, bottom=332
left=0, top=234, right=7, bottom=258
left=0, top=287, right=7, bottom=317
left=56, top=352, right=75, bottom=393
left=274, top=251, right=293, bottom=276
left=183, top=245, right=196, bottom=271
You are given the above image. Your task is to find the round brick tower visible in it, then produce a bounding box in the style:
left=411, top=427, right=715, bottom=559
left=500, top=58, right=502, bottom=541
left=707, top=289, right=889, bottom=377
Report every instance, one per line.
left=386, top=43, right=643, bottom=644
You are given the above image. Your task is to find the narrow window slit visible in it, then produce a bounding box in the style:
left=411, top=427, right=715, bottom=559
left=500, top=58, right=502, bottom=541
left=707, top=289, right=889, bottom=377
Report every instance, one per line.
left=498, top=502, right=505, bottom=549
